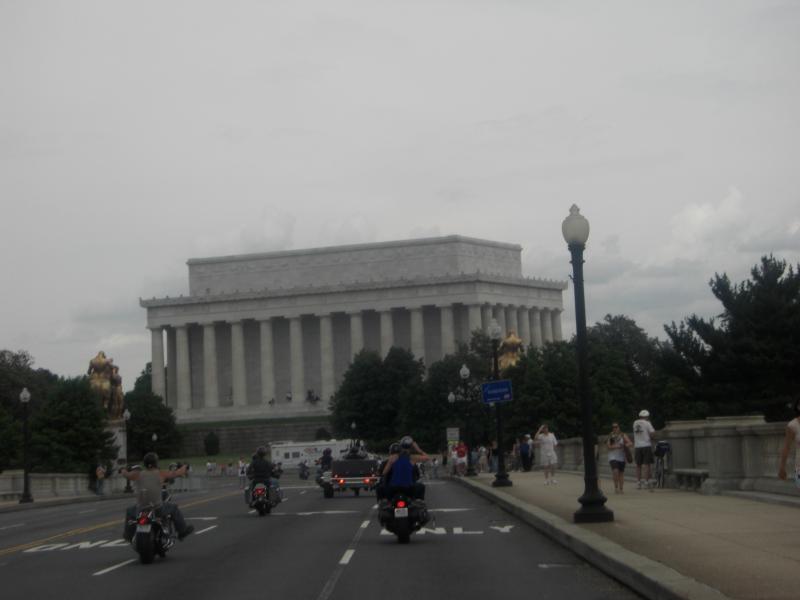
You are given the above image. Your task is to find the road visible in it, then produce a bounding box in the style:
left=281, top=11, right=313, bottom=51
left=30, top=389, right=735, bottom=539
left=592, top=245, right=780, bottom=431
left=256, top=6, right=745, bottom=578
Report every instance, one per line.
left=0, top=477, right=641, bottom=600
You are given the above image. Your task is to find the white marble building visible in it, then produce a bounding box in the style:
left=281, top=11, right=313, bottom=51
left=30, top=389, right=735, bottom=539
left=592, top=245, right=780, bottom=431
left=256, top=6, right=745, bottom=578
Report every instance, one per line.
left=140, top=236, right=567, bottom=423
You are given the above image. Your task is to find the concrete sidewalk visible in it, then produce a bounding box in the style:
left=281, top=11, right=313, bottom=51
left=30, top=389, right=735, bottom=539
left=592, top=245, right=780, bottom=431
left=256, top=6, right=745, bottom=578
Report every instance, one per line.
left=453, top=471, right=796, bottom=600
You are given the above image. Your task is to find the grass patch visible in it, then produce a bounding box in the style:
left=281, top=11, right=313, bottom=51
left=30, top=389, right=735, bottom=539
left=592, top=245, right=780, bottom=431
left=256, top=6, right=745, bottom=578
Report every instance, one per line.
left=177, top=415, right=330, bottom=431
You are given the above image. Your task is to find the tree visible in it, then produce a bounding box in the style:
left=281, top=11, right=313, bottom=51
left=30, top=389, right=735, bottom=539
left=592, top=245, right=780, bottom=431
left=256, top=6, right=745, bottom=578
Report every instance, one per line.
left=0, top=404, right=19, bottom=472
left=664, top=256, right=800, bottom=420
left=124, top=365, right=181, bottom=459
left=203, top=431, right=220, bottom=456
left=29, top=377, right=117, bottom=473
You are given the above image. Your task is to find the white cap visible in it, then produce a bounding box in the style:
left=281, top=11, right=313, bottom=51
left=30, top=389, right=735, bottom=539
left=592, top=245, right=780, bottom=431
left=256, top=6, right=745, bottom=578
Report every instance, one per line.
left=639, top=410, right=650, bottom=418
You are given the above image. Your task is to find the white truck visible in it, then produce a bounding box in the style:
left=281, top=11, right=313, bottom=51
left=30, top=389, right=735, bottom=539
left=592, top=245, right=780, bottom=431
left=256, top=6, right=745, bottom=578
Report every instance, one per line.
left=268, top=440, right=353, bottom=469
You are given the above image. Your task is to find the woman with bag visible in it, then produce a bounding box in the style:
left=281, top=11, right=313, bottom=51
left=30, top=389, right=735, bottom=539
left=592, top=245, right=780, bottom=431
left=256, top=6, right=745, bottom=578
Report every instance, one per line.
left=607, top=423, right=633, bottom=494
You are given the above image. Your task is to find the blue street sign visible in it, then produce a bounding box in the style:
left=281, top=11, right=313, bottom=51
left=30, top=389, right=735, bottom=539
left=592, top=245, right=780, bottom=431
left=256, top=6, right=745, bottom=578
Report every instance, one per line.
left=481, top=379, right=513, bottom=404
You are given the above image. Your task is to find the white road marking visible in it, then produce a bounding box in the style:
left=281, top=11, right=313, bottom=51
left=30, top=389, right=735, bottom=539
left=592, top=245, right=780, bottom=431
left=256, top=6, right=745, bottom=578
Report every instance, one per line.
left=429, top=508, right=471, bottom=513
left=0, top=523, right=24, bottom=531
left=453, top=527, right=483, bottom=535
left=293, top=510, right=358, bottom=516
left=281, top=497, right=289, bottom=502
left=371, top=504, right=378, bottom=509
left=60, top=540, right=108, bottom=550
left=195, top=525, right=217, bottom=535
left=538, top=563, right=574, bottom=569
left=102, top=539, right=130, bottom=548
left=300, top=490, right=307, bottom=495
left=248, top=510, right=256, bottom=514
left=24, top=543, right=70, bottom=553
left=490, top=525, right=514, bottom=533
left=359, top=520, right=370, bottom=529
left=77, top=509, right=96, bottom=514
left=339, top=549, right=355, bottom=565
left=92, top=558, right=136, bottom=576
left=417, top=527, right=447, bottom=535
left=188, top=517, right=218, bottom=521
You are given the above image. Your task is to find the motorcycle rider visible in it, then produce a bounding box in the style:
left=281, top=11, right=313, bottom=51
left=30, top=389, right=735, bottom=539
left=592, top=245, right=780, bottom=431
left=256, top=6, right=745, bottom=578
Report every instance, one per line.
left=381, top=436, right=429, bottom=500
left=120, top=453, right=194, bottom=542
left=246, top=445, right=275, bottom=504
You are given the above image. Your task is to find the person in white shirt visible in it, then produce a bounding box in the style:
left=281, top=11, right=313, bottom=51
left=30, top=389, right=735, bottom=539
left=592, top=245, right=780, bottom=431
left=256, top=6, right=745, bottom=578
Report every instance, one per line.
left=633, top=410, right=656, bottom=489
left=778, top=399, right=800, bottom=487
left=534, top=424, right=559, bottom=485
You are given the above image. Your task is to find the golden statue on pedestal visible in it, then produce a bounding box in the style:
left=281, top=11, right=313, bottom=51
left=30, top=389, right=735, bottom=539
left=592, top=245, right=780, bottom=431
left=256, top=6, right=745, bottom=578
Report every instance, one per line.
left=87, top=351, right=124, bottom=419
left=498, top=330, right=524, bottom=371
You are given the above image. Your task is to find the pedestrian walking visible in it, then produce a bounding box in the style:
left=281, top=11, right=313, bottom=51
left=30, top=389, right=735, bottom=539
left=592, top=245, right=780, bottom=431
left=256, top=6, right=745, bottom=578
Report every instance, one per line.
left=778, top=398, right=800, bottom=487
left=510, top=440, right=520, bottom=471
left=454, top=440, right=468, bottom=476
left=607, top=423, right=632, bottom=494
left=633, top=409, right=656, bottom=490
left=431, top=457, right=440, bottom=479
left=534, top=425, right=559, bottom=484
left=238, top=456, right=248, bottom=489
left=478, top=445, right=489, bottom=473
left=520, top=434, right=533, bottom=472
left=95, top=463, right=106, bottom=495
left=490, top=440, right=498, bottom=473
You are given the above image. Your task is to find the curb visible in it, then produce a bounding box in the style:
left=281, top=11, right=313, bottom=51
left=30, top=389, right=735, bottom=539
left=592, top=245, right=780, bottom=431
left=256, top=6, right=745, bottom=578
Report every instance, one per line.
left=452, top=476, right=731, bottom=600
left=0, top=493, right=133, bottom=514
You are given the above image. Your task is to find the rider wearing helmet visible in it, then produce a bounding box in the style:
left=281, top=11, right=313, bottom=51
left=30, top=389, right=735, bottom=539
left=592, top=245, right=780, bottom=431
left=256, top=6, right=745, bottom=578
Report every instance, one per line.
left=120, top=453, right=194, bottom=542
left=246, top=445, right=275, bottom=503
left=375, top=442, right=402, bottom=500
left=381, top=436, right=429, bottom=500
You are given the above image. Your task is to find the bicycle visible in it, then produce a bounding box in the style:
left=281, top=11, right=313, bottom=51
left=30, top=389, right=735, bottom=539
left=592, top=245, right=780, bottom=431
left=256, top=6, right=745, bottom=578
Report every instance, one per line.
left=653, top=441, right=671, bottom=489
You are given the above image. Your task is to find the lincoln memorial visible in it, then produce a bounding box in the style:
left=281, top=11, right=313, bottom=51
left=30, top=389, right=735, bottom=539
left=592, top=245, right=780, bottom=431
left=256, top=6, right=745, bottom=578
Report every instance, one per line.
left=140, top=236, right=567, bottom=423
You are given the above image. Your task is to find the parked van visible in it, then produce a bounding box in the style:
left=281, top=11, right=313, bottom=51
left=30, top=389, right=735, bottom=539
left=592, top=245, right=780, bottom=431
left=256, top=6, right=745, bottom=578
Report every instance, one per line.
left=268, top=440, right=352, bottom=469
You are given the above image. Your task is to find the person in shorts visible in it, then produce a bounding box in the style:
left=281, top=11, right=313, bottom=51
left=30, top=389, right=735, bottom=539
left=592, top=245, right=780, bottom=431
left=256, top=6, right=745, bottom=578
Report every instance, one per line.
left=607, top=423, right=632, bottom=494
left=633, top=410, right=656, bottom=489
left=778, top=398, right=800, bottom=487
left=534, top=425, right=559, bottom=485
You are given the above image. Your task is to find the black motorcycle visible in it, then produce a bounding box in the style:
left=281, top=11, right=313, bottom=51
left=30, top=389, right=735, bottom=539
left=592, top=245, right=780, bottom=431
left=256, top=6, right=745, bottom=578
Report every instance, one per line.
left=250, top=482, right=281, bottom=516
left=298, top=462, right=310, bottom=480
left=378, top=492, right=429, bottom=544
left=130, top=488, right=176, bottom=564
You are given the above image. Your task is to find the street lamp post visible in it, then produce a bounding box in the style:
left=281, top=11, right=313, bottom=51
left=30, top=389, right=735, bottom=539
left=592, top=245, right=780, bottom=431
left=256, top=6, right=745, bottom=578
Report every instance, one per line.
left=123, top=408, right=133, bottom=493
left=151, top=433, right=158, bottom=453
left=562, top=205, right=614, bottom=523
left=489, top=320, right=512, bottom=487
left=448, top=364, right=479, bottom=476
left=19, top=388, right=33, bottom=504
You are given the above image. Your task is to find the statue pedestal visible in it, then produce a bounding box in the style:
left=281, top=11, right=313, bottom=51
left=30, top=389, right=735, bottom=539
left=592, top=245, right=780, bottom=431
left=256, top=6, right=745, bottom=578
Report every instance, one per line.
left=107, top=419, right=128, bottom=466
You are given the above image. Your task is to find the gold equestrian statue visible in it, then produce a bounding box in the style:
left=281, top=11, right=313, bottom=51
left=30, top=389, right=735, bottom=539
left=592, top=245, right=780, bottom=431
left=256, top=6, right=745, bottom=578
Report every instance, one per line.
left=87, top=351, right=123, bottom=419
left=498, top=330, right=524, bottom=371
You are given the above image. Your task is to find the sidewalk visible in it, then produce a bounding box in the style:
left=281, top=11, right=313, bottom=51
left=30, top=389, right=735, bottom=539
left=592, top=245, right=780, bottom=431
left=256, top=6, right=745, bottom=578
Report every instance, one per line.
left=453, top=471, right=797, bottom=600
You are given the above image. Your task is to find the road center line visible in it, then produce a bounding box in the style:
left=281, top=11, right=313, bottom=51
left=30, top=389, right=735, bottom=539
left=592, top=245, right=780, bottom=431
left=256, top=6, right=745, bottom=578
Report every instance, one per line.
left=77, top=509, right=97, bottom=514
left=195, top=525, right=217, bottom=535
left=92, top=558, right=136, bottom=576
left=359, top=520, right=370, bottom=529
left=0, top=523, right=24, bottom=531
left=316, top=507, right=375, bottom=600
left=339, top=549, right=355, bottom=565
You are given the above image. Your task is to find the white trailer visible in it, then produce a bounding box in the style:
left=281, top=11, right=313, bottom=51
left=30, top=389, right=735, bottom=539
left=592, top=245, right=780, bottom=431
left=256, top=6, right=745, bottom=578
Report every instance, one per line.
left=268, top=440, right=353, bottom=469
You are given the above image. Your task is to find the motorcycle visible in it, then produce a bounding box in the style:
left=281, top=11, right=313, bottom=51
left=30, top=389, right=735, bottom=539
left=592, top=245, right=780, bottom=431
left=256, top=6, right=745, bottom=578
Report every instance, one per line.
left=378, top=492, right=429, bottom=544
left=298, top=462, right=310, bottom=480
left=130, top=488, right=176, bottom=564
left=250, top=482, right=281, bottom=516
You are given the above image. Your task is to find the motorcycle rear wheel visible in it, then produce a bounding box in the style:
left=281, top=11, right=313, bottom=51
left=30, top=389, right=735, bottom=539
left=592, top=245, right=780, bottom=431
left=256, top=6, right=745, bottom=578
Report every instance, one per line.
left=394, top=519, right=411, bottom=544
left=136, top=531, right=155, bottom=564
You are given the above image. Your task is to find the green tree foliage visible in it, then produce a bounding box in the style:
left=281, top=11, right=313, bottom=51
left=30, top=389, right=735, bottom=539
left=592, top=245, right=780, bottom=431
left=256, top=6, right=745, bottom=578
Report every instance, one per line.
left=203, top=431, right=220, bottom=456
left=664, top=256, right=800, bottom=420
left=0, top=404, right=19, bottom=472
left=314, top=427, right=332, bottom=440
left=123, top=365, right=181, bottom=460
left=0, top=350, right=59, bottom=419
left=29, top=377, right=117, bottom=473
left=330, top=348, right=425, bottom=451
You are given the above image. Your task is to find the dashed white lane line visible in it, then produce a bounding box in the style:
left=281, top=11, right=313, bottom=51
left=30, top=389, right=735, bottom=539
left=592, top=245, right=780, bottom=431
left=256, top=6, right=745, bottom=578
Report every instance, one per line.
left=196, top=525, right=217, bottom=535
left=248, top=510, right=256, bottom=514
left=188, top=517, right=218, bottom=521
left=300, top=490, right=307, bottom=495
left=0, top=523, right=24, bottom=531
left=93, top=558, right=136, bottom=576
left=359, top=520, right=370, bottom=529
left=339, top=549, right=355, bottom=565
left=78, top=509, right=96, bottom=514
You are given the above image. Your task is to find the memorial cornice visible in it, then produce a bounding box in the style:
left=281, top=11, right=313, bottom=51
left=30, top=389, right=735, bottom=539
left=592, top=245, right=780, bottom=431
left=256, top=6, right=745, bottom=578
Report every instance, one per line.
left=140, top=273, right=568, bottom=308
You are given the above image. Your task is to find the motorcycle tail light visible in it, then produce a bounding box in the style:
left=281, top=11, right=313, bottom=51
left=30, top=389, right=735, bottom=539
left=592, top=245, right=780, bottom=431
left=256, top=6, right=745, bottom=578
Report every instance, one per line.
left=363, top=478, right=370, bottom=484
left=395, top=500, right=407, bottom=509
left=138, top=515, right=150, bottom=525
left=338, top=479, right=345, bottom=485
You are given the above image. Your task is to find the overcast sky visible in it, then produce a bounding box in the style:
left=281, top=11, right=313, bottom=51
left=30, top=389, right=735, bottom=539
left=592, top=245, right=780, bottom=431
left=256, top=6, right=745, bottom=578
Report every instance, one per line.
left=2, top=0, right=799, bottom=390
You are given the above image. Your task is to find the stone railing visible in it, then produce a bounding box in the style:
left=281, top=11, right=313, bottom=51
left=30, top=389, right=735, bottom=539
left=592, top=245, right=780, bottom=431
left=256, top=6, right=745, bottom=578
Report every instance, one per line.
left=554, top=415, right=797, bottom=496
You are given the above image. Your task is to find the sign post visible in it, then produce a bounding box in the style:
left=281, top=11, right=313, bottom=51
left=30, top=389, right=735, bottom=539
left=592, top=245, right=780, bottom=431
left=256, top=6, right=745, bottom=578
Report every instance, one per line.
left=481, top=379, right=513, bottom=405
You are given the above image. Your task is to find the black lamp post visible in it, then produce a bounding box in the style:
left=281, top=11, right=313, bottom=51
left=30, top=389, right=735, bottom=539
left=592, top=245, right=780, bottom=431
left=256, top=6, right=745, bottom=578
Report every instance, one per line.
left=19, top=388, right=33, bottom=504
left=123, top=408, right=133, bottom=494
left=151, top=433, right=158, bottom=453
left=448, top=364, right=479, bottom=477
left=489, top=319, right=512, bottom=487
left=562, top=204, right=614, bottom=523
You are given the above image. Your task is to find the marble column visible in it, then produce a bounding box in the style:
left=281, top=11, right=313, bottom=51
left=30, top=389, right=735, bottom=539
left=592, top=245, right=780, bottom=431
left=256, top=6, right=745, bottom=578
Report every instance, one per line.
left=380, top=310, right=394, bottom=357
left=320, top=314, right=335, bottom=402
left=467, top=304, right=483, bottom=336
left=518, top=308, right=531, bottom=347
left=494, top=305, right=507, bottom=335
left=230, top=321, right=247, bottom=407
left=259, top=319, right=276, bottom=405
left=175, top=325, right=192, bottom=411
left=541, top=308, right=553, bottom=344
left=481, top=305, right=493, bottom=331
left=530, top=308, right=543, bottom=348
left=349, top=311, right=364, bottom=357
left=150, top=327, right=166, bottom=401
left=166, top=328, right=177, bottom=407
left=289, top=316, right=304, bottom=402
left=551, top=309, right=563, bottom=341
left=506, top=305, right=519, bottom=336
left=410, top=307, right=425, bottom=362
left=202, top=323, right=219, bottom=408
left=440, top=305, right=455, bottom=357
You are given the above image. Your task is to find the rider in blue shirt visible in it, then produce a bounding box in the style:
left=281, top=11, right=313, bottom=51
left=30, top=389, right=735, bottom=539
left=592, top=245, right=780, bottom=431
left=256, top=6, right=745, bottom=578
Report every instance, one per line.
left=381, top=436, right=429, bottom=500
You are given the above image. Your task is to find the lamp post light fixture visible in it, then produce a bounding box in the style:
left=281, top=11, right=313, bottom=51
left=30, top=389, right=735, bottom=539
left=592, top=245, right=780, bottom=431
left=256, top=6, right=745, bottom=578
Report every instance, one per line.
left=19, top=388, right=33, bottom=504
left=488, top=319, right=512, bottom=487
left=562, top=205, right=614, bottom=523
left=447, top=366, right=479, bottom=477
left=123, top=408, right=133, bottom=494
left=151, top=433, right=158, bottom=453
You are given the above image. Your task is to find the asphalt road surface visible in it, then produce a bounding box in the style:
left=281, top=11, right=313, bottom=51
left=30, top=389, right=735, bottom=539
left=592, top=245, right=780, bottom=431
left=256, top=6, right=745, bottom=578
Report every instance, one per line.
left=0, top=478, right=641, bottom=600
